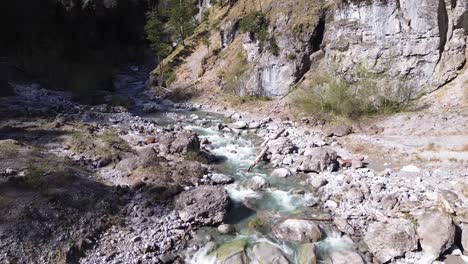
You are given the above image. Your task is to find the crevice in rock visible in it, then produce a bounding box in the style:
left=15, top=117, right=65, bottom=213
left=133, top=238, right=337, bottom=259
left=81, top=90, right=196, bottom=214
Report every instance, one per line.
left=294, top=11, right=326, bottom=83
left=437, top=0, right=449, bottom=56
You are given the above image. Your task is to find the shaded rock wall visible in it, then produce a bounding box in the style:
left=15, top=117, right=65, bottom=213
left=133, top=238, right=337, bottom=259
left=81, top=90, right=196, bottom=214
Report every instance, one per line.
left=0, top=0, right=150, bottom=96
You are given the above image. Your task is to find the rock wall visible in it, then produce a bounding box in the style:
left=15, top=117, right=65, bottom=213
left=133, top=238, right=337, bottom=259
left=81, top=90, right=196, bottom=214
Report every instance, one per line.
left=240, top=8, right=326, bottom=97
left=153, top=0, right=467, bottom=98
left=324, top=0, right=467, bottom=95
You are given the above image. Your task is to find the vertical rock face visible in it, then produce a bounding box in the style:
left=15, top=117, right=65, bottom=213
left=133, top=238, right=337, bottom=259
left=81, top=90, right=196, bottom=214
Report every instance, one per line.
left=323, top=0, right=467, bottom=96
left=237, top=1, right=326, bottom=97
left=154, top=0, right=467, bottom=98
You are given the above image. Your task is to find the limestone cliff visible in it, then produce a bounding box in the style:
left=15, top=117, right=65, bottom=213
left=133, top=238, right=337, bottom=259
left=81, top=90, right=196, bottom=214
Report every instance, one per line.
left=150, top=0, right=467, bottom=100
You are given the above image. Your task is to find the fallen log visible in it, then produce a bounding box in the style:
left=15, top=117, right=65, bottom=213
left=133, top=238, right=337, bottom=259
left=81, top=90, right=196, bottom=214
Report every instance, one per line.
left=248, top=146, right=269, bottom=172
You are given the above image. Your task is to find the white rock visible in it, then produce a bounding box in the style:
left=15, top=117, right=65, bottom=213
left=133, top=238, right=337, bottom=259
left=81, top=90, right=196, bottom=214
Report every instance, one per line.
left=272, top=219, right=322, bottom=242
left=271, top=168, right=292, bottom=178
left=417, top=212, right=455, bottom=262
left=229, top=121, right=248, bottom=129
left=364, top=219, right=418, bottom=263
left=401, top=165, right=421, bottom=173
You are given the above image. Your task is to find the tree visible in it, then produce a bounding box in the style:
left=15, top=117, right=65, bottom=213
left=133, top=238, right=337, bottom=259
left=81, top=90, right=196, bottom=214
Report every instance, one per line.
left=144, top=9, right=171, bottom=85
left=202, top=34, right=210, bottom=56
left=168, top=0, right=196, bottom=46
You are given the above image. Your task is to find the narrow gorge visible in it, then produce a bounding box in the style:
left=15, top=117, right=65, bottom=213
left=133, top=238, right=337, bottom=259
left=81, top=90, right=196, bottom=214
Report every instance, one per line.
left=0, top=0, right=467, bottom=264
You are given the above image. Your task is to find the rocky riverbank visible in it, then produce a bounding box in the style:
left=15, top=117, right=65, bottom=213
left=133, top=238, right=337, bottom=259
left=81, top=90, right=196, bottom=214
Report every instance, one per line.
left=0, top=65, right=467, bottom=264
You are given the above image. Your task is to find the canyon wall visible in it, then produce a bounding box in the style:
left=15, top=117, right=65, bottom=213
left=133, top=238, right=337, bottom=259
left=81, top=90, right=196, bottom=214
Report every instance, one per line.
left=153, top=0, right=467, bottom=99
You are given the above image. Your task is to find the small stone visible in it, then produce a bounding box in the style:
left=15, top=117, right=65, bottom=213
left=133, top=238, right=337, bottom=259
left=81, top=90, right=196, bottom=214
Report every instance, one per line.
left=145, top=136, right=156, bottom=145
left=210, top=173, right=234, bottom=185
left=352, top=160, right=364, bottom=169
left=310, top=177, right=328, bottom=189
left=132, top=236, right=142, bottom=242
left=329, top=124, right=352, bottom=137
left=248, top=122, right=261, bottom=129
left=217, top=224, right=235, bottom=234
left=324, top=200, right=338, bottom=210
left=229, top=121, right=248, bottom=129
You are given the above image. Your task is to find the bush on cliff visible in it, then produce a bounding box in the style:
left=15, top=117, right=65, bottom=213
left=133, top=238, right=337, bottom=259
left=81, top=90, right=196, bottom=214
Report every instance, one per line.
left=293, top=74, right=409, bottom=119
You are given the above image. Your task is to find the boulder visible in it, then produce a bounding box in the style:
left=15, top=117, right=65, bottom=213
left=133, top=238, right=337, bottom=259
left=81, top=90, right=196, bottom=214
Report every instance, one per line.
left=247, top=176, right=269, bottom=191
left=229, top=121, right=248, bottom=129
left=310, top=176, right=328, bottom=189
left=158, top=131, right=200, bottom=154
left=250, top=242, right=289, bottom=264
left=273, top=219, right=322, bottom=243
left=297, top=243, right=317, bottom=264
left=210, top=173, right=234, bottom=185
left=462, top=224, right=468, bottom=253
left=297, top=148, right=338, bottom=172
left=268, top=138, right=296, bottom=155
left=328, top=124, right=352, bottom=137
left=271, top=168, right=292, bottom=178
left=248, top=122, right=261, bottom=129
left=417, top=212, right=455, bottom=261
left=328, top=249, right=364, bottom=264
left=175, top=185, right=230, bottom=225
left=211, top=239, right=248, bottom=264
left=364, top=219, right=418, bottom=263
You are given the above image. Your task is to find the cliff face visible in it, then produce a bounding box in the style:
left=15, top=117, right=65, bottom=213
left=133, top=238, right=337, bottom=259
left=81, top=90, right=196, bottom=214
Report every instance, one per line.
left=324, top=0, right=467, bottom=95
left=152, top=0, right=467, bottom=100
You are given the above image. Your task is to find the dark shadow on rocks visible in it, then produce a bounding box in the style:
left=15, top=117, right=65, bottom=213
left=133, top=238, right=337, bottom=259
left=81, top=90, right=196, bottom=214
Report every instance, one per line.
left=0, top=162, right=126, bottom=263
left=0, top=125, right=71, bottom=146
left=224, top=200, right=257, bottom=225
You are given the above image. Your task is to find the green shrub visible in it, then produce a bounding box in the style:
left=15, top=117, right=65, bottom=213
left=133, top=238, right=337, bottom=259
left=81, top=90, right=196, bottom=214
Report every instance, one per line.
left=239, top=11, right=278, bottom=54
left=293, top=74, right=408, bottom=119
left=287, top=53, right=297, bottom=61
left=239, top=11, right=268, bottom=38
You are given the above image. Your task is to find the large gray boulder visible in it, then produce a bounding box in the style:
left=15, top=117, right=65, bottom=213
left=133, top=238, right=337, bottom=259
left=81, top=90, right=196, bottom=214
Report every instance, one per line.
left=364, top=219, right=418, bottom=263
left=158, top=131, right=200, bottom=154
left=417, top=212, right=455, bottom=261
left=297, top=148, right=338, bottom=172
left=272, top=219, right=322, bottom=243
left=328, top=249, right=364, bottom=264
left=175, top=185, right=230, bottom=225
left=297, top=243, right=317, bottom=264
left=250, top=242, right=289, bottom=264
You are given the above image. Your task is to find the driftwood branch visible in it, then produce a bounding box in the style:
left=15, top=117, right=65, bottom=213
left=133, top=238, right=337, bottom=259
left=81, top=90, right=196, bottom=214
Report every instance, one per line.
left=249, top=128, right=286, bottom=172
left=248, top=146, right=269, bottom=172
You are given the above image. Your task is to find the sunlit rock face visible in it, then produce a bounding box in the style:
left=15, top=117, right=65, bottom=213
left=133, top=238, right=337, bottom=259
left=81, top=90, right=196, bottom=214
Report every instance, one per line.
left=323, top=0, right=467, bottom=96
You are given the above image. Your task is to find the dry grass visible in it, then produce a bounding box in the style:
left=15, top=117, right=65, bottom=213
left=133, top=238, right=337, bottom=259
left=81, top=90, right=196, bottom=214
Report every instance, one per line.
left=457, top=144, right=468, bottom=152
